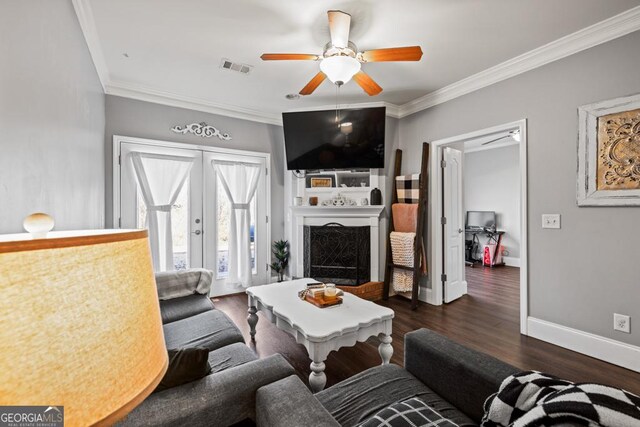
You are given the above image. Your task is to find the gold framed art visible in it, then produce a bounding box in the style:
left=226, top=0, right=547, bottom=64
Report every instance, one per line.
left=577, top=93, right=640, bottom=206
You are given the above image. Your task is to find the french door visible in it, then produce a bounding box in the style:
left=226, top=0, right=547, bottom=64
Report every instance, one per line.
left=118, top=139, right=269, bottom=296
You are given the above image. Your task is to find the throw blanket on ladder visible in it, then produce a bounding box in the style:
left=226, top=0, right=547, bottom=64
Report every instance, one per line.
left=390, top=231, right=416, bottom=293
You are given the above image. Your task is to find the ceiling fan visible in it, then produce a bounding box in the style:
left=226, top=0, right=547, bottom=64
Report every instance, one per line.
left=260, top=10, right=423, bottom=96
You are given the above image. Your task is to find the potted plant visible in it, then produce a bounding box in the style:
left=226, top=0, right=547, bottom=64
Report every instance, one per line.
left=268, top=240, right=289, bottom=282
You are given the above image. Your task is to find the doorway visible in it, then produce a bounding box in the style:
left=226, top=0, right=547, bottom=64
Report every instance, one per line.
left=114, top=136, right=271, bottom=297
left=429, top=120, right=528, bottom=335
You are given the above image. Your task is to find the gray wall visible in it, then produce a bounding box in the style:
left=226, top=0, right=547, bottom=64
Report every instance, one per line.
left=464, top=145, right=521, bottom=260
left=399, top=30, right=640, bottom=346
left=380, top=117, right=401, bottom=278
left=0, top=0, right=105, bottom=233
left=104, top=95, right=286, bottom=240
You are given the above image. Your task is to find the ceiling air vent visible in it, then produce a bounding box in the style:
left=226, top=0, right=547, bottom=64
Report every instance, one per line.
left=220, top=58, right=253, bottom=75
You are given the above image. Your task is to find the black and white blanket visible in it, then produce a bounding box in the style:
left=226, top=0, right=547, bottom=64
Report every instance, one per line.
left=481, top=371, right=640, bottom=427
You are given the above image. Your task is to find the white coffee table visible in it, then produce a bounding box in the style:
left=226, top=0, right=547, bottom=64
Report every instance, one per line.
left=247, top=278, right=394, bottom=392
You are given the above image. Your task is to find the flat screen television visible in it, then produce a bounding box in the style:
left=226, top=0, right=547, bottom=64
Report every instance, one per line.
left=466, top=211, right=496, bottom=230
left=282, top=107, right=385, bottom=170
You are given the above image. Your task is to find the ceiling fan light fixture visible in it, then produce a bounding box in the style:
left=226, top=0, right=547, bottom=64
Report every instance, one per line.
left=320, top=55, right=361, bottom=85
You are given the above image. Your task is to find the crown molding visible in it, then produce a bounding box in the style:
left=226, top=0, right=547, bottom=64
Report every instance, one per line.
left=106, top=80, right=283, bottom=126
left=398, top=5, right=640, bottom=118
left=72, top=0, right=110, bottom=91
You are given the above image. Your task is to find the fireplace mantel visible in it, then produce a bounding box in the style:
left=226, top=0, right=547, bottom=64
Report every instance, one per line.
left=290, top=205, right=385, bottom=282
left=290, top=205, right=384, bottom=218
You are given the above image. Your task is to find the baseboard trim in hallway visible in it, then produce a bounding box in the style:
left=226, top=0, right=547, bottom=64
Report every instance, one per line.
left=528, top=317, right=640, bottom=373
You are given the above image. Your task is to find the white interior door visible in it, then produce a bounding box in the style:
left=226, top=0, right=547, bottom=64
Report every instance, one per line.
left=443, top=147, right=467, bottom=303
left=120, top=142, right=203, bottom=270
left=203, top=152, right=269, bottom=297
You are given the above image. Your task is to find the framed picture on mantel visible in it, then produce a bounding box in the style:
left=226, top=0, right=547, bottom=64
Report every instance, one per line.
left=310, top=176, right=334, bottom=188
left=577, top=93, right=640, bottom=206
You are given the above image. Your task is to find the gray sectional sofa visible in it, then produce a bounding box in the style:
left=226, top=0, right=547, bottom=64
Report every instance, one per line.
left=256, top=328, right=520, bottom=427
left=118, top=269, right=294, bottom=427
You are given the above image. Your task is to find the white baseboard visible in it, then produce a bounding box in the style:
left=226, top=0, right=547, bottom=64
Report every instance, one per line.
left=527, top=317, right=640, bottom=373
left=503, top=256, right=521, bottom=267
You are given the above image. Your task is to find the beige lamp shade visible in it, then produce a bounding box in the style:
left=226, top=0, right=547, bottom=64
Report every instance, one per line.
left=0, top=229, right=168, bottom=426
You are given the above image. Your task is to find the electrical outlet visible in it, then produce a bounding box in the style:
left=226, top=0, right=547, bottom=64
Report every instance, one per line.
left=542, top=214, right=561, bottom=229
left=614, top=313, right=630, bottom=333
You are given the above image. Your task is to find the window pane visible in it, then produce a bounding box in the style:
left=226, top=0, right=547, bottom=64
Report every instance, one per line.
left=171, top=185, right=189, bottom=270
left=216, top=179, right=257, bottom=278
left=217, top=179, right=230, bottom=279
left=250, top=196, right=256, bottom=274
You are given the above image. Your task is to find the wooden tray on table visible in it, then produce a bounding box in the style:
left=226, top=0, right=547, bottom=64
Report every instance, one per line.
left=304, top=292, right=343, bottom=308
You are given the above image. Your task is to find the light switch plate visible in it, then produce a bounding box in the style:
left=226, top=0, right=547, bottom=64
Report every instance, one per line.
left=542, top=214, right=561, bottom=229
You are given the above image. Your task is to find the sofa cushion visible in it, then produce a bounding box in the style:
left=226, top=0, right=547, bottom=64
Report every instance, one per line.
left=155, top=347, right=211, bottom=393
left=357, top=397, right=459, bottom=427
left=160, top=294, right=214, bottom=324
left=316, top=364, right=474, bottom=427
left=163, top=309, right=244, bottom=352
left=208, top=342, right=257, bottom=374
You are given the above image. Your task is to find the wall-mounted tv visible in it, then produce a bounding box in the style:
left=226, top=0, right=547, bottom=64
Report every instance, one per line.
left=282, top=107, right=385, bottom=170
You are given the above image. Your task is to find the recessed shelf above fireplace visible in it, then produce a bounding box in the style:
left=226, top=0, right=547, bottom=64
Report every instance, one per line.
left=305, top=170, right=371, bottom=190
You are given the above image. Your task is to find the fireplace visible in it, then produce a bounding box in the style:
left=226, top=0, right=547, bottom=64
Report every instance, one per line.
left=304, top=223, right=370, bottom=286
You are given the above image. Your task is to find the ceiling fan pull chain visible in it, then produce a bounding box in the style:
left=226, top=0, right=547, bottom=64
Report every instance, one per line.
left=335, top=84, right=339, bottom=126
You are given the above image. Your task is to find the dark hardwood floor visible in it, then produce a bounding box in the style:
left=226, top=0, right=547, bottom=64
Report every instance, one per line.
left=214, top=266, right=640, bottom=394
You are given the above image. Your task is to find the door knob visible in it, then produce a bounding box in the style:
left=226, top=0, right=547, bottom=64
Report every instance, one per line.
left=458, top=228, right=464, bottom=233
left=193, top=230, right=202, bottom=235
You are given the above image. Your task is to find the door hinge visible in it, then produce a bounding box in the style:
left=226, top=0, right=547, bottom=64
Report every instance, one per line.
left=441, top=159, right=446, bottom=168
left=265, top=167, right=269, bottom=176
left=266, top=264, right=269, bottom=272
left=266, top=216, right=269, bottom=223
left=118, top=217, right=121, bottom=228
left=118, top=155, right=121, bottom=165
left=441, top=273, right=447, bottom=282
left=441, top=217, right=447, bottom=225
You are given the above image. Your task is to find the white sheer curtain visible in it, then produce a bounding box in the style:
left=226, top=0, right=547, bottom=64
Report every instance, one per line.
left=213, top=160, right=261, bottom=287
left=131, top=152, right=194, bottom=272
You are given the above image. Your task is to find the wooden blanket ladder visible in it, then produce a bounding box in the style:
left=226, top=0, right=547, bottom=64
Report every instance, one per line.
left=383, top=142, right=429, bottom=310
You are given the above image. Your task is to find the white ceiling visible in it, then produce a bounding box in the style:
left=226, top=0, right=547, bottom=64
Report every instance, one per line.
left=81, top=0, right=640, bottom=122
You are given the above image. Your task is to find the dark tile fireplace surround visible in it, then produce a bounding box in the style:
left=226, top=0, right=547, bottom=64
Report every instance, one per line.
left=303, top=223, right=370, bottom=286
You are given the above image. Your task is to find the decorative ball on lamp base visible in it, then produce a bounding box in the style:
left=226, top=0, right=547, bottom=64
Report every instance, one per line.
left=23, top=213, right=55, bottom=239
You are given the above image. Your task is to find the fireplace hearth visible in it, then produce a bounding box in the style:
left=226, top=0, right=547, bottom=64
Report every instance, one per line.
left=304, top=223, right=370, bottom=286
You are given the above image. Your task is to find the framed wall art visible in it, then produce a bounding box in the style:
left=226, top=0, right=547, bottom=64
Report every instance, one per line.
left=577, top=93, right=640, bottom=206
left=309, top=176, right=334, bottom=188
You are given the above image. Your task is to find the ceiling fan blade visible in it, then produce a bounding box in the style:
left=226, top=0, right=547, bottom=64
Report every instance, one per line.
left=360, top=46, right=423, bottom=62
left=260, top=53, right=320, bottom=61
left=328, top=10, right=351, bottom=48
left=352, top=71, right=382, bottom=96
left=299, top=72, right=327, bottom=95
